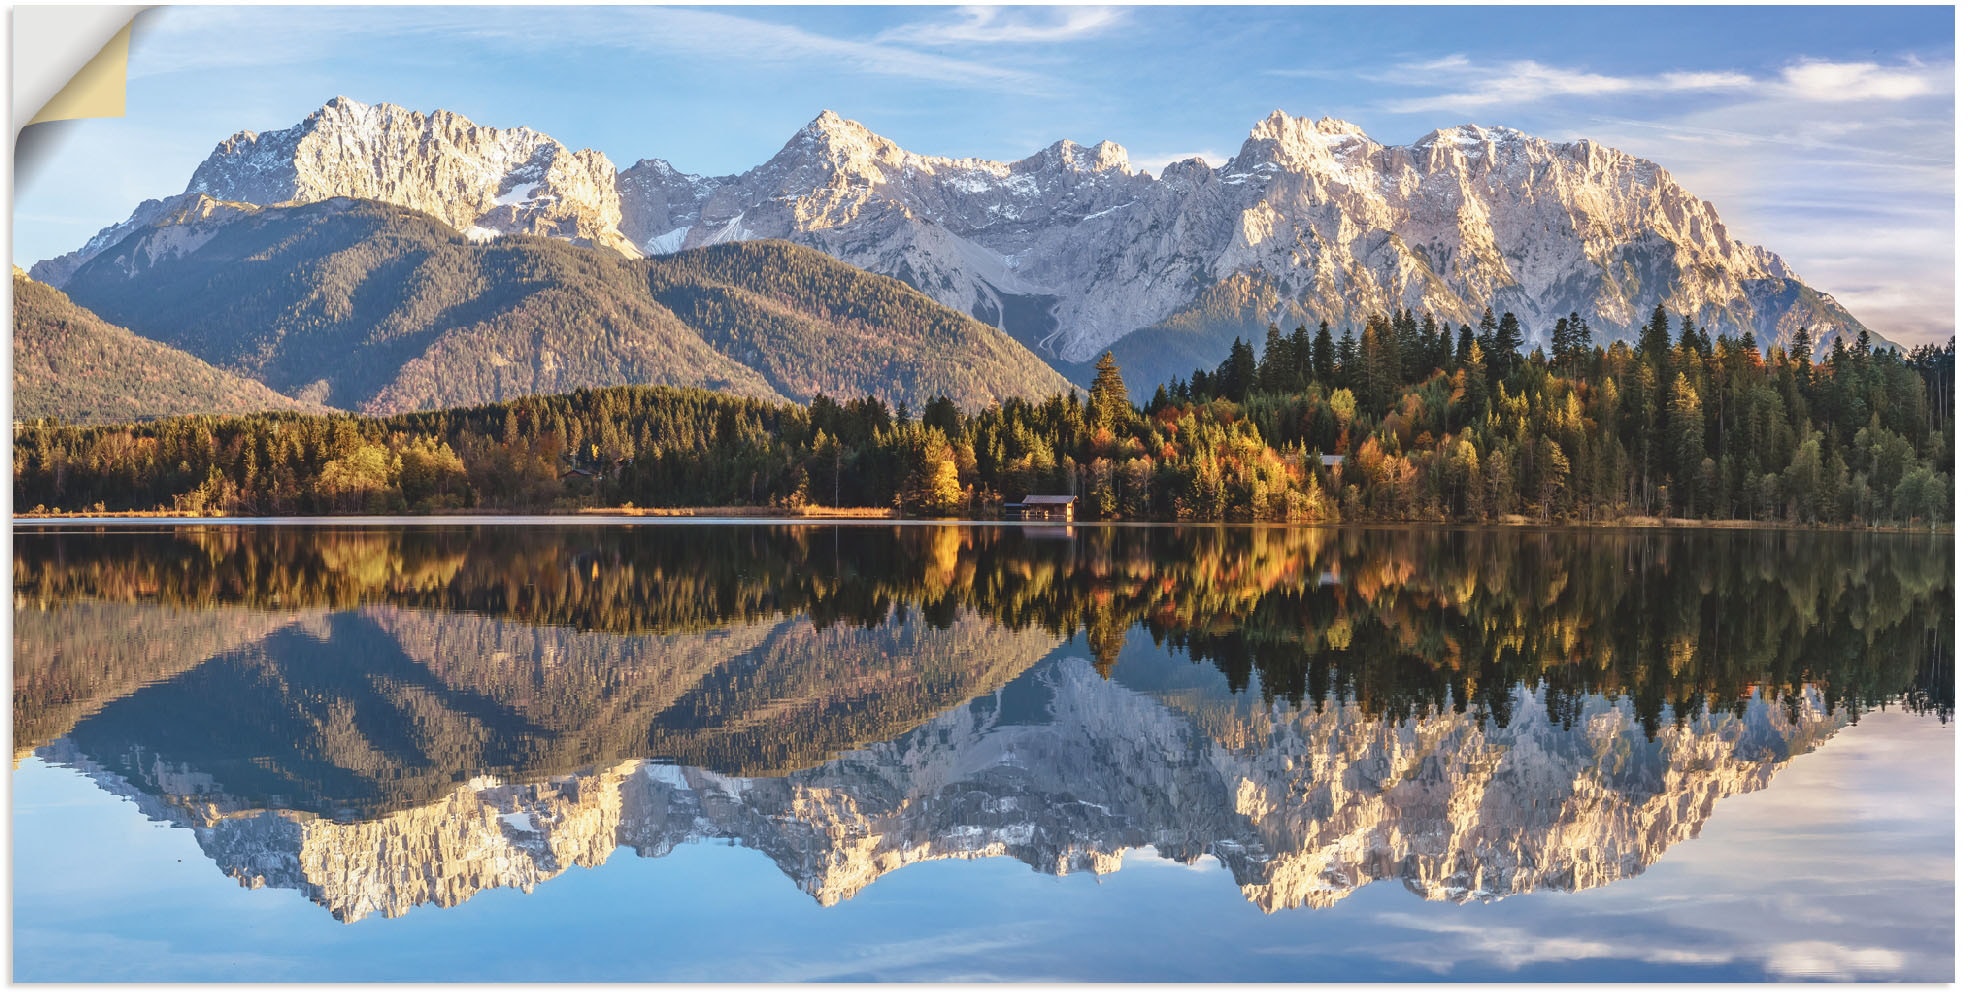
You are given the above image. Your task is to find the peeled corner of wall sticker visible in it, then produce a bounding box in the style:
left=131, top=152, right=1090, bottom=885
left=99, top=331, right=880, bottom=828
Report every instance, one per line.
left=14, top=6, right=145, bottom=131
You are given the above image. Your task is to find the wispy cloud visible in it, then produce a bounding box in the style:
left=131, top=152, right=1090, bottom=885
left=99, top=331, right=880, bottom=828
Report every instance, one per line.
left=877, top=6, right=1127, bottom=47
left=1365, top=913, right=1749, bottom=974
left=1778, top=59, right=1941, bottom=102
left=1382, top=58, right=1754, bottom=114
left=131, top=6, right=1049, bottom=94
left=1763, top=942, right=1908, bottom=981
left=1381, top=54, right=1947, bottom=114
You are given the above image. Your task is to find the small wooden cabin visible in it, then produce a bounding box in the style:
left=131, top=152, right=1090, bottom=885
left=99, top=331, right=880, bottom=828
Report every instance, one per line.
left=1318, top=454, right=1345, bottom=484
left=1004, top=494, right=1077, bottom=520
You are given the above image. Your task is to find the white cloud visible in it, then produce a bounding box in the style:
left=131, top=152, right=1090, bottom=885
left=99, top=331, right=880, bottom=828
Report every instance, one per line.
left=877, top=7, right=1127, bottom=47
left=1382, top=58, right=1754, bottom=114
left=1363, top=913, right=1754, bottom=973
left=1779, top=59, right=1940, bottom=103
left=1381, top=55, right=1946, bottom=115
left=1764, top=941, right=1907, bottom=980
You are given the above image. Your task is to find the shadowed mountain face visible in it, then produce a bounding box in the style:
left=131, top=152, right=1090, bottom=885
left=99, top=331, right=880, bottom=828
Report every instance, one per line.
left=11, top=273, right=330, bottom=423
left=48, top=200, right=1073, bottom=414
left=15, top=524, right=1950, bottom=922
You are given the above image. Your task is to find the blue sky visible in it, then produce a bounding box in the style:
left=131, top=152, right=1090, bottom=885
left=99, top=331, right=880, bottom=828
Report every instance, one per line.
left=13, top=5, right=1955, bottom=344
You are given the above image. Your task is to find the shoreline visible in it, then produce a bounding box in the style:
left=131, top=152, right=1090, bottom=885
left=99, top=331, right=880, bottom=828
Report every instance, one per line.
left=9, top=509, right=1949, bottom=535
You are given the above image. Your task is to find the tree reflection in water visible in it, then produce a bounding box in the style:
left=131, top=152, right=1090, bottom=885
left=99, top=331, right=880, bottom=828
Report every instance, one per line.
left=12, top=523, right=1951, bottom=921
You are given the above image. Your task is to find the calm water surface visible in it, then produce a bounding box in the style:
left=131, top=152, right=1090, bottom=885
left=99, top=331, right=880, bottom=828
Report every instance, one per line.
left=10, top=523, right=1953, bottom=981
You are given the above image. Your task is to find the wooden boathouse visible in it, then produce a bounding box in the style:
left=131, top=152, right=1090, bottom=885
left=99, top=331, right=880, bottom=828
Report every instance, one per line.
left=1003, top=494, right=1077, bottom=520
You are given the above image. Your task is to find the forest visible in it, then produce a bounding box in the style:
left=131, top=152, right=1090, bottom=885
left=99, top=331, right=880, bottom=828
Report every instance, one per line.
left=13, top=303, right=1954, bottom=526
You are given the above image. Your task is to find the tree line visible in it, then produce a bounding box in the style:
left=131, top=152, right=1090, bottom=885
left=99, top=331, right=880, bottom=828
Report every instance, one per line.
left=14, top=302, right=1952, bottom=526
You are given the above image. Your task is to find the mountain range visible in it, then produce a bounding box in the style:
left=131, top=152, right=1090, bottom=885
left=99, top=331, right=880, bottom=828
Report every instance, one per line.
left=32, top=97, right=1873, bottom=401
left=32, top=630, right=1843, bottom=923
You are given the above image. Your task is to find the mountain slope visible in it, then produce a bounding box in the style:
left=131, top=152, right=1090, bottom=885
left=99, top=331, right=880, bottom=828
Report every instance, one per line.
left=55, top=198, right=1074, bottom=414
left=12, top=272, right=328, bottom=422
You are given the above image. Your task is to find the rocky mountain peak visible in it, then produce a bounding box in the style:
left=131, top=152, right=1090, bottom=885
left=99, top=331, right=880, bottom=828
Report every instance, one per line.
left=1023, top=138, right=1133, bottom=175
left=1236, top=110, right=1380, bottom=171
left=784, top=110, right=902, bottom=171
left=626, top=157, right=689, bottom=178
left=44, top=98, right=639, bottom=283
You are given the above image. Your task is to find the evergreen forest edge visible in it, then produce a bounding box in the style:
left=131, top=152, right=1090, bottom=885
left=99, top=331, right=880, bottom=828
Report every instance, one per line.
left=15, top=302, right=1955, bottom=527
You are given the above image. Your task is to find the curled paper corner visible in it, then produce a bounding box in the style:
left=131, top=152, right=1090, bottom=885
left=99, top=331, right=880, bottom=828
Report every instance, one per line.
left=27, top=19, right=132, bottom=126
left=13, top=5, right=146, bottom=132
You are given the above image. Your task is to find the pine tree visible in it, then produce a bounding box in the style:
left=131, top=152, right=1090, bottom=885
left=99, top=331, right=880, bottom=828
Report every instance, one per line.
left=1312, top=321, right=1336, bottom=386
left=1640, top=304, right=1673, bottom=364
left=1220, top=337, right=1257, bottom=402
left=1494, top=311, right=1524, bottom=366
left=1256, top=324, right=1291, bottom=394
left=1289, top=324, right=1314, bottom=391
left=1089, top=351, right=1131, bottom=430
left=1337, top=327, right=1359, bottom=391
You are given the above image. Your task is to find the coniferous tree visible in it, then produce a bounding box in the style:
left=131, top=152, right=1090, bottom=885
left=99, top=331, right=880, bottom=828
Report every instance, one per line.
left=1494, top=311, right=1525, bottom=368
left=1220, top=337, right=1258, bottom=402
left=1336, top=328, right=1360, bottom=391
left=1312, top=321, right=1337, bottom=386
left=1678, top=315, right=1702, bottom=354
left=1089, top=351, right=1131, bottom=431
left=1288, top=324, right=1314, bottom=392
left=1640, top=305, right=1674, bottom=365
left=1256, top=324, right=1292, bottom=394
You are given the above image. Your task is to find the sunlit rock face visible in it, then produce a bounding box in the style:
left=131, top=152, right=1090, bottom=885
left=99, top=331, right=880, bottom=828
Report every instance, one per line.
left=613, top=657, right=1844, bottom=911
left=36, top=102, right=1867, bottom=363
left=42, top=738, right=636, bottom=922
left=40, top=653, right=1843, bottom=922
left=1197, top=681, right=1843, bottom=910
left=626, top=109, right=1865, bottom=361
left=33, top=97, right=636, bottom=284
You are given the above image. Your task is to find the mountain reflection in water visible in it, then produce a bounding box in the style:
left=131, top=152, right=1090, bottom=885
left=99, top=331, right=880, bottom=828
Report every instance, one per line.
left=13, top=524, right=1951, bottom=924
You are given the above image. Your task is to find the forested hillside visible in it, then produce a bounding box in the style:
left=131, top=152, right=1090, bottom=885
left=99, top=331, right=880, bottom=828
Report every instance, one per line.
left=12, top=273, right=327, bottom=423
left=54, top=198, right=1073, bottom=414
left=14, top=301, right=1951, bottom=526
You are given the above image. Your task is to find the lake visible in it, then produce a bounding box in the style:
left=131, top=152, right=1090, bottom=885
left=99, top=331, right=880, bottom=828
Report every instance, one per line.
left=11, top=522, right=1954, bottom=981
